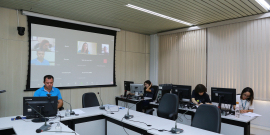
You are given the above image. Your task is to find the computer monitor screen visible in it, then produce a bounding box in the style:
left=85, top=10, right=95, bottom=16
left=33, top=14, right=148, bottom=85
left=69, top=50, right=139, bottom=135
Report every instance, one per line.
left=124, top=81, right=134, bottom=91
left=211, top=87, right=236, bottom=105
left=171, top=85, right=191, bottom=102
left=23, top=96, right=58, bottom=120
left=130, top=84, right=144, bottom=95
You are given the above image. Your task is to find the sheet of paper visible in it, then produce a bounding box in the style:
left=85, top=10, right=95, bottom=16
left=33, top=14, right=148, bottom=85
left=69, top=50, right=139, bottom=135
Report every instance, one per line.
left=242, top=112, right=261, bottom=117
left=109, top=106, right=119, bottom=111
left=72, top=109, right=85, bottom=114
left=103, top=104, right=117, bottom=107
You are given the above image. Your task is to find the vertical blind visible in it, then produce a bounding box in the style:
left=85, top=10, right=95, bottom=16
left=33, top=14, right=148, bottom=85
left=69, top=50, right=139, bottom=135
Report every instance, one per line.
left=208, top=18, right=270, bottom=100
left=159, top=29, right=207, bottom=89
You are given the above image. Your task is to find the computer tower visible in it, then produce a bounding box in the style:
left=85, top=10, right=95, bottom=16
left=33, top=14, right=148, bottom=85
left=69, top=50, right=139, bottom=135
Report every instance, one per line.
left=124, top=81, right=134, bottom=97
left=156, top=84, right=172, bottom=103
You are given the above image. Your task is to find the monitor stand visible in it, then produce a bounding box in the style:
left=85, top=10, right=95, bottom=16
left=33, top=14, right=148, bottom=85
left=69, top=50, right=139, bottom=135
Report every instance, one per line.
left=31, top=105, right=49, bottom=123
left=32, top=117, right=49, bottom=123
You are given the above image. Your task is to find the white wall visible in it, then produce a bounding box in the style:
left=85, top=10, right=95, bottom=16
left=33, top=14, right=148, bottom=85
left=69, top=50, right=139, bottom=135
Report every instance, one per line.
left=251, top=100, right=270, bottom=129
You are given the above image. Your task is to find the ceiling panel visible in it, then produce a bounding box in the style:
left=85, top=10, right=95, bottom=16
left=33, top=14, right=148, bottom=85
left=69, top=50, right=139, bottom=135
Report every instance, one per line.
left=0, top=0, right=269, bottom=34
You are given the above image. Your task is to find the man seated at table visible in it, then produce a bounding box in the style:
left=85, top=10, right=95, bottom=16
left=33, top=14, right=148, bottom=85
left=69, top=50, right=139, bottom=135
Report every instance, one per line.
left=33, top=75, right=63, bottom=109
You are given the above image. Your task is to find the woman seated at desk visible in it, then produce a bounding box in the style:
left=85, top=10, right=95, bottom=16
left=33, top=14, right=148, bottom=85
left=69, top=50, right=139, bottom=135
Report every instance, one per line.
left=128, top=80, right=155, bottom=112
left=233, top=87, right=254, bottom=113
left=191, top=84, right=212, bottom=105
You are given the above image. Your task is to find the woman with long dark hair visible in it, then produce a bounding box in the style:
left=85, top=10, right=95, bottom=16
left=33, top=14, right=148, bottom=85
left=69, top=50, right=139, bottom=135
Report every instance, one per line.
left=234, top=87, right=254, bottom=113
left=78, top=43, right=90, bottom=54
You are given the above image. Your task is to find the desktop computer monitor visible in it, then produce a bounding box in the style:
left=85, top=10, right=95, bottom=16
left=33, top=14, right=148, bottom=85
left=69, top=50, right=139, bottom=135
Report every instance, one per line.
left=211, top=87, right=236, bottom=110
left=130, top=84, right=144, bottom=96
left=23, top=96, right=58, bottom=122
left=171, top=85, right=191, bottom=102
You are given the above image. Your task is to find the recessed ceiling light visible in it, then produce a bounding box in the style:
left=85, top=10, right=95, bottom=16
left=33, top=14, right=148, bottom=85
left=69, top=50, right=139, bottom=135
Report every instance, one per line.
left=126, top=4, right=193, bottom=26
left=256, top=0, right=270, bottom=10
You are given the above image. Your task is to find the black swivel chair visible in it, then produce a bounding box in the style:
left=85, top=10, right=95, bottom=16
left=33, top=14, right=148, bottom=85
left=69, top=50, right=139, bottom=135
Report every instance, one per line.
left=146, top=93, right=179, bottom=120
left=82, top=92, right=100, bottom=108
left=191, top=104, right=221, bottom=133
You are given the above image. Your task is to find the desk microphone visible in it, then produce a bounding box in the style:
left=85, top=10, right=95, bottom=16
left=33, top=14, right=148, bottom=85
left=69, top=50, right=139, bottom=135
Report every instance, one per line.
left=97, top=92, right=105, bottom=110
left=124, top=99, right=143, bottom=119
left=36, top=130, right=76, bottom=134
left=170, top=118, right=183, bottom=134
left=62, top=99, right=75, bottom=115
left=0, top=90, right=6, bottom=93
left=25, top=102, right=51, bottom=133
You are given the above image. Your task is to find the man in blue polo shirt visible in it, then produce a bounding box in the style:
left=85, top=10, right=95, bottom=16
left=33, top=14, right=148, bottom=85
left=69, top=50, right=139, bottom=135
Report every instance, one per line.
left=34, top=75, right=63, bottom=109
left=31, top=51, right=50, bottom=65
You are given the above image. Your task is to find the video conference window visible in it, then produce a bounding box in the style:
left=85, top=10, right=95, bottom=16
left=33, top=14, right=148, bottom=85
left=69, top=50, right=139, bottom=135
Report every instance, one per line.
left=31, top=36, right=55, bottom=66
left=77, top=41, right=97, bottom=55
left=27, top=18, right=116, bottom=90
left=102, top=44, right=109, bottom=54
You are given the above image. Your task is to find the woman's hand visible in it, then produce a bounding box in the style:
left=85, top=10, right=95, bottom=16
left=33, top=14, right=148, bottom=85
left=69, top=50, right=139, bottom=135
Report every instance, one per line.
left=240, top=110, right=248, bottom=113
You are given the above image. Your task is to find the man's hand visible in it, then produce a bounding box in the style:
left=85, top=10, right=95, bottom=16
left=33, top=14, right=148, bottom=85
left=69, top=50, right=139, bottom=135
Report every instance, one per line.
left=57, top=99, right=63, bottom=109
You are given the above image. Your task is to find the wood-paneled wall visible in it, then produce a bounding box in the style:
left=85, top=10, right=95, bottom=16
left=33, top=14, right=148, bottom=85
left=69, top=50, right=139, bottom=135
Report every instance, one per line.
left=0, top=7, right=150, bottom=117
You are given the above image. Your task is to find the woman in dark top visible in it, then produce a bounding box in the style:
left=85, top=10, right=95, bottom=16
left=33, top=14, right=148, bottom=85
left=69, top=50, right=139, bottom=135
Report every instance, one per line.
left=141, top=80, right=155, bottom=112
left=191, top=84, right=211, bottom=105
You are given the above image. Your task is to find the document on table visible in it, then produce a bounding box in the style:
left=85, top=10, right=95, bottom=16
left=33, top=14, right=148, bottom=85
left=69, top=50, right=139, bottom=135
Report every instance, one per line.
left=242, top=112, right=261, bottom=117
left=103, top=104, right=117, bottom=107
left=72, top=109, right=85, bottom=114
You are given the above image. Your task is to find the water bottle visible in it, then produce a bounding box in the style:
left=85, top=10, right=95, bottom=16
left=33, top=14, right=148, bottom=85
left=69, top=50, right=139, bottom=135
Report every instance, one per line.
left=55, top=122, right=62, bottom=133
left=235, top=102, right=240, bottom=118
left=65, top=109, right=70, bottom=117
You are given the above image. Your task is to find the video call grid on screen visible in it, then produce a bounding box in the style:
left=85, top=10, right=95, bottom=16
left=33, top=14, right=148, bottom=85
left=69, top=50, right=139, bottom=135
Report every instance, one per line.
left=27, top=21, right=116, bottom=89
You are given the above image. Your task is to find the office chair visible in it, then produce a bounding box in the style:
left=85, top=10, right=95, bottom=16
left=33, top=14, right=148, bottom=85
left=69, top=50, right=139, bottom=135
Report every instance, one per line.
left=146, top=93, right=179, bottom=120
left=191, top=104, right=221, bottom=133
left=82, top=92, right=100, bottom=108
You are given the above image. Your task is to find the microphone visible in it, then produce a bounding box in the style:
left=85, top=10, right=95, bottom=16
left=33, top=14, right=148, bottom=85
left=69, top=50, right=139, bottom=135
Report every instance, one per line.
left=36, top=130, right=76, bottom=133
left=62, top=99, right=75, bottom=115
left=0, top=90, right=6, bottom=93
left=25, top=102, right=51, bottom=133
left=170, top=119, right=183, bottom=134
left=124, top=99, right=143, bottom=119
left=97, top=92, right=105, bottom=110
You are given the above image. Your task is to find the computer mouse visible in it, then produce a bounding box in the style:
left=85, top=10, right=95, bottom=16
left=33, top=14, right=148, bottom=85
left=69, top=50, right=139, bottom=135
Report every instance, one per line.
left=16, top=116, right=22, bottom=119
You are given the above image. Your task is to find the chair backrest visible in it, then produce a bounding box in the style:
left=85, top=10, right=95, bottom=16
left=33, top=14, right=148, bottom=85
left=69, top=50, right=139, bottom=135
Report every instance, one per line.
left=191, top=104, right=221, bottom=133
left=82, top=92, right=100, bottom=108
left=152, top=85, right=159, bottom=101
left=157, top=93, right=179, bottom=120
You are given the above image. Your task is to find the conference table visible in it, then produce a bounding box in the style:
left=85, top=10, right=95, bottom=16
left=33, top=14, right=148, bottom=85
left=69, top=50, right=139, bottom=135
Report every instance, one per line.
left=149, top=102, right=257, bottom=135
left=0, top=106, right=222, bottom=135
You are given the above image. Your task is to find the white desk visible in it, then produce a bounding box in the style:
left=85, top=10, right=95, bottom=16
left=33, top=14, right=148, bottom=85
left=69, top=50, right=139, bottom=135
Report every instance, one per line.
left=0, top=106, right=221, bottom=135
left=150, top=102, right=257, bottom=135
left=0, top=116, right=77, bottom=135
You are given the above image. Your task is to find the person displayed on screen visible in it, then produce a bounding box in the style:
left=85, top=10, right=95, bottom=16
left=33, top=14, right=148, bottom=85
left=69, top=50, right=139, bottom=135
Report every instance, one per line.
left=191, top=84, right=212, bottom=105
left=103, top=46, right=109, bottom=54
left=78, top=43, right=90, bottom=54
left=233, top=87, right=254, bottom=113
left=31, top=51, right=50, bottom=65
left=39, top=40, right=51, bottom=52
left=33, top=75, right=63, bottom=109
